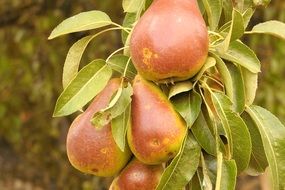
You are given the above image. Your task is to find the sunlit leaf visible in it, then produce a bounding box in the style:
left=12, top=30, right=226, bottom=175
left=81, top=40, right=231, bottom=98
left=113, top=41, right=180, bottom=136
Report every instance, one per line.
left=92, top=83, right=133, bottom=127
left=53, top=60, right=112, bottom=117
left=49, top=11, right=112, bottom=39
left=123, top=0, right=145, bottom=13
left=202, top=0, right=222, bottom=31
left=168, top=81, right=193, bottom=99
left=220, top=40, right=261, bottom=73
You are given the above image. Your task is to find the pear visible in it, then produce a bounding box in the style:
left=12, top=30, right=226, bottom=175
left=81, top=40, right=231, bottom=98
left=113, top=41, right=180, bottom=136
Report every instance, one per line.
left=130, top=0, right=209, bottom=83
left=66, top=78, right=132, bottom=177
left=128, top=75, right=187, bottom=164
left=109, top=158, right=163, bottom=190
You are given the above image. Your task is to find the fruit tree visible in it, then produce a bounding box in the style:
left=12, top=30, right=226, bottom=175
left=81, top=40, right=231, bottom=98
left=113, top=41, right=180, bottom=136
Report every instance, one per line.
left=49, top=0, right=285, bottom=189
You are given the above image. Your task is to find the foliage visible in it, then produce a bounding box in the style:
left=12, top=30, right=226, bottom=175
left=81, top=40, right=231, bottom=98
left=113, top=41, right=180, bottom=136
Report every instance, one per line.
left=49, top=0, right=285, bottom=189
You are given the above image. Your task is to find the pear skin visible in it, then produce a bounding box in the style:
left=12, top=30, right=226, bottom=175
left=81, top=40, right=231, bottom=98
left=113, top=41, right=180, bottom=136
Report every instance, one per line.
left=128, top=75, right=187, bottom=164
left=66, top=78, right=132, bottom=177
left=130, top=0, right=209, bottom=83
left=109, top=158, right=163, bottom=190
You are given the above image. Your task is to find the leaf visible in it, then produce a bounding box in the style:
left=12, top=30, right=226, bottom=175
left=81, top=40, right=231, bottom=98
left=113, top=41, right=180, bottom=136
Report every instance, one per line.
left=222, top=0, right=233, bottom=23
left=220, top=40, right=261, bottom=73
left=202, top=0, right=223, bottom=31
left=53, top=60, right=112, bottom=117
left=201, top=153, right=213, bottom=190
left=62, top=35, right=94, bottom=88
left=247, top=20, right=285, bottom=40
left=111, top=105, right=131, bottom=151
left=194, top=57, right=216, bottom=81
left=241, top=68, right=258, bottom=106
left=226, top=64, right=245, bottom=113
left=62, top=28, right=120, bottom=89
left=121, top=13, right=136, bottom=44
left=171, top=90, right=202, bottom=128
left=246, top=105, right=285, bottom=190
left=92, top=83, right=133, bottom=127
left=215, top=153, right=237, bottom=190
left=242, top=112, right=268, bottom=176
left=192, top=112, right=216, bottom=156
left=243, top=8, right=254, bottom=29
left=48, top=11, right=112, bottom=39
left=156, top=133, right=201, bottom=190
left=107, top=55, right=137, bottom=80
left=211, top=92, right=252, bottom=173
left=168, top=81, right=193, bottom=99
left=123, top=0, right=145, bottom=13
left=218, top=9, right=244, bottom=53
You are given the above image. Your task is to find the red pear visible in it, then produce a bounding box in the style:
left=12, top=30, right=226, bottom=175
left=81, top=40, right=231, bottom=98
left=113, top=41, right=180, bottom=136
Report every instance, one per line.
left=130, top=0, right=209, bottom=83
left=128, top=75, right=187, bottom=164
left=109, top=158, right=163, bottom=190
left=66, top=78, right=132, bottom=177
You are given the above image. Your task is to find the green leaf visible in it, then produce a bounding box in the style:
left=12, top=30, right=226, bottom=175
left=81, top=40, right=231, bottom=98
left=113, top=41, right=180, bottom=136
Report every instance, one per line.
left=121, top=13, right=136, bottom=44
left=107, top=55, right=137, bottom=80
left=242, top=112, right=268, bottom=176
left=215, top=152, right=237, bottom=190
left=168, top=81, right=193, bottom=99
left=189, top=173, right=202, bottom=190
left=226, top=64, right=245, bottom=113
left=48, top=11, right=112, bottom=39
left=194, top=57, right=216, bottom=81
left=243, top=8, right=254, bottom=29
left=220, top=40, right=261, bottom=73
left=218, top=9, right=244, bottom=53
left=241, top=68, right=258, bottom=106
left=156, top=133, right=201, bottom=190
left=62, top=28, right=121, bottom=89
left=123, top=0, right=145, bottom=13
left=92, top=83, right=133, bottom=127
left=222, top=0, right=233, bottom=23
left=53, top=60, right=112, bottom=117
left=211, top=92, right=252, bottom=173
left=201, top=154, right=213, bottom=190
left=171, top=90, right=202, bottom=128
left=111, top=105, right=131, bottom=151
left=192, top=112, right=216, bottom=156
left=253, top=0, right=271, bottom=7
left=247, top=20, right=285, bottom=40
left=202, top=0, right=223, bottom=31
left=246, top=105, right=285, bottom=190
left=62, top=35, right=94, bottom=89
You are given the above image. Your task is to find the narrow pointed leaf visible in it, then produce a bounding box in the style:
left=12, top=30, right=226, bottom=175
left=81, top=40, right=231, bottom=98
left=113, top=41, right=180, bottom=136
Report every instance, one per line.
left=111, top=105, right=131, bottom=151
left=62, top=35, right=94, bottom=88
left=49, top=11, right=112, bottom=39
left=248, top=20, right=285, bottom=40
left=241, top=68, right=258, bottom=106
left=123, top=0, right=145, bottom=13
left=242, top=112, right=268, bottom=176
left=92, top=83, right=133, bottom=127
left=168, top=81, right=193, bottom=99
left=156, top=134, right=201, bottom=190
left=246, top=105, right=285, bottom=190
left=192, top=112, right=216, bottom=156
left=202, top=0, right=223, bottom=31
left=220, top=40, right=261, bottom=73
left=211, top=92, right=252, bottom=172
left=53, top=60, right=112, bottom=117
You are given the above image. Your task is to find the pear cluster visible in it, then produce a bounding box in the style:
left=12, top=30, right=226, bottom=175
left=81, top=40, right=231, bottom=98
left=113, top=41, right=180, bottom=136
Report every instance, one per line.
left=66, top=0, right=208, bottom=189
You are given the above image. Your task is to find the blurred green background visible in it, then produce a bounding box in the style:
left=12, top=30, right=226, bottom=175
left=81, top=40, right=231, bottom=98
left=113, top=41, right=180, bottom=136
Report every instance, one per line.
left=0, top=0, right=284, bottom=190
